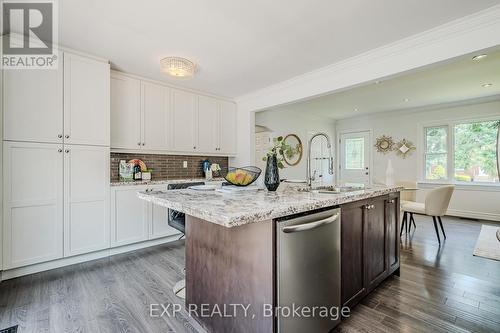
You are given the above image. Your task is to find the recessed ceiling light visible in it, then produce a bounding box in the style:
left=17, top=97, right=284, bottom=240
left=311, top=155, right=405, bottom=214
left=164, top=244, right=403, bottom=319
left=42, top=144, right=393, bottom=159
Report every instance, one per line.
left=472, top=54, right=488, bottom=61
left=481, top=83, right=493, bottom=88
left=374, top=80, right=381, bottom=84
left=403, top=98, right=410, bottom=102
left=354, top=108, right=359, bottom=112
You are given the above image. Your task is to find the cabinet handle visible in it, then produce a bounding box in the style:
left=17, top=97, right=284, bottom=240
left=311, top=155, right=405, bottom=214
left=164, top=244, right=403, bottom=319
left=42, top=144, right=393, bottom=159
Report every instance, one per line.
left=142, top=143, right=145, bottom=146
left=58, top=148, right=63, bottom=153
left=371, top=204, right=375, bottom=209
left=65, top=135, right=70, bottom=139
left=65, top=149, right=70, bottom=153
left=364, top=204, right=370, bottom=210
left=193, top=146, right=197, bottom=149
left=58, top=134, right=63, bottom=138
left=388, top=199, right=395, bottom=204
left=137, top=142, right=141, bottom=146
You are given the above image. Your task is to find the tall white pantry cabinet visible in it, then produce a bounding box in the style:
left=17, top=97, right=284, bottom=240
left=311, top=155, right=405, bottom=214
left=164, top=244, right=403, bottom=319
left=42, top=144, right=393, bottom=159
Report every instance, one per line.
left=2, top=51, right=111, bottom=269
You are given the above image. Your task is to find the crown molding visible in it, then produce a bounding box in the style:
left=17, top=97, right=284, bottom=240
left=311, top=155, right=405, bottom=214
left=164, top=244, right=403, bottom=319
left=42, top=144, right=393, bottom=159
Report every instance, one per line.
left=236, top=5, right=500, bottom=113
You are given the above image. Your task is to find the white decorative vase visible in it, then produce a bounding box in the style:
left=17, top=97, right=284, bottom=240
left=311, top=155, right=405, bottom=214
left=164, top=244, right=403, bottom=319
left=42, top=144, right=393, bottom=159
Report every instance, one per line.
left=386, top=159, right=395, bottom=187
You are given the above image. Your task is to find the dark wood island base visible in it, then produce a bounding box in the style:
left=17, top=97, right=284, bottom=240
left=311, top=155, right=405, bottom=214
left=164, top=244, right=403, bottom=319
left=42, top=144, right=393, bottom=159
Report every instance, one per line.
left=185, top=192, right=401, bottom=333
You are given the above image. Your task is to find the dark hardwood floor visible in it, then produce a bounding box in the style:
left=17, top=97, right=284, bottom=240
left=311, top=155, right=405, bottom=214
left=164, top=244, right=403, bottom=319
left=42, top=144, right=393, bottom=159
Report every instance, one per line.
left=1, top=216, right=499, bottom=333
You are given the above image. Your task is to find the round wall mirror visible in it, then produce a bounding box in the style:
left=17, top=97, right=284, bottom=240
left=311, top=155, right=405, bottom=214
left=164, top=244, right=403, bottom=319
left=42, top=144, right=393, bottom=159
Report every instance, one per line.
left=282, top=134, right=303, bottom=166
left=374, top=135, right=395, bottom=154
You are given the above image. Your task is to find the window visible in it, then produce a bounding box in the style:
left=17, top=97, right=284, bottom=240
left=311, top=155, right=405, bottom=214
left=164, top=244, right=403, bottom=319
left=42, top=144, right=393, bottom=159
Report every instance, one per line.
left=423, top=119, right=500, bottom=184
left=454, top=120, right=499, bottom=183
left=425, top=126, right=448, bottom=180
left=345, top=137, right=365, bottom=170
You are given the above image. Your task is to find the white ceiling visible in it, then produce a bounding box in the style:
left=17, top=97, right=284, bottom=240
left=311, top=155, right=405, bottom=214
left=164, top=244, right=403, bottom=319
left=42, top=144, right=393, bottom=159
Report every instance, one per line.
left=59, top=0, right=500, bottom=98
left=266, top=47, right=500, bottom=119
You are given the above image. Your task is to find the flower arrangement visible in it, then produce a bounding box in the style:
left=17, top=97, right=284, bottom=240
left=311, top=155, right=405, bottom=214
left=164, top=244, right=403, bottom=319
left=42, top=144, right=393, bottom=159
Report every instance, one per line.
left=262, top=136, right=297, bottom=169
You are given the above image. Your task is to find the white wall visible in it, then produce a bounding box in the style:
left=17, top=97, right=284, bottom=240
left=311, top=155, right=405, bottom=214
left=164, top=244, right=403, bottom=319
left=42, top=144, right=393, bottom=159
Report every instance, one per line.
left=255, top=108, right=336, bottom=183
left=336, top=99, right=500, bottom=221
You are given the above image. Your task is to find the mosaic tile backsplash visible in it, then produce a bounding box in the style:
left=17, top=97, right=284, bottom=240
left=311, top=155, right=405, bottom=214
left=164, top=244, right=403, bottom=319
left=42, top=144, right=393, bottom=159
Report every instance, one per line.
left=110, top=153, right=229, bottom=182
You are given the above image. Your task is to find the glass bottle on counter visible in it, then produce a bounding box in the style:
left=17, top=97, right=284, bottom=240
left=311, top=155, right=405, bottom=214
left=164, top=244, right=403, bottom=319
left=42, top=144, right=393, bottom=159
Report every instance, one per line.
left=133, top=164, right=142, bottom=180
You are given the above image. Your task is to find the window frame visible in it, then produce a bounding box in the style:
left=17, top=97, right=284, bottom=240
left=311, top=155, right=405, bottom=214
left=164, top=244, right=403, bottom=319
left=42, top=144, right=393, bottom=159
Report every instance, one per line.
left=424, top=125, right=449, bottom=181
left=419, top=115, right=500, bottom=186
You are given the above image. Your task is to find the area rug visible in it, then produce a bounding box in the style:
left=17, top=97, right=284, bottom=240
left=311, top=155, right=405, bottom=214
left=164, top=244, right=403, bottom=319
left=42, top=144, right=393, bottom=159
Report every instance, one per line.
left=473, top=225, right=500, bottom=261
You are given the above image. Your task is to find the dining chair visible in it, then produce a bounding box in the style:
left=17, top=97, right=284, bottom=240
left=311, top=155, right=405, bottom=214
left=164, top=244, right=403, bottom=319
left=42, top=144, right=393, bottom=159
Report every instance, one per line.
left=401, top=185, right=455, bottom=243
left=397, top=181, right=418, bottom=234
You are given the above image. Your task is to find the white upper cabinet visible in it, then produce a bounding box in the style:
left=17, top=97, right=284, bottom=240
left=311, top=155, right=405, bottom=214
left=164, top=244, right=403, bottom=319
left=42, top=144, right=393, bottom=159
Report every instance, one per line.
left=109, top=71, right=237, bottom=155
left=142, top=81, right=170, bottom=150
left=171, top=88, right=197, bottom=152
left=218, top=100, right=237, bottom=155
left=3, top=142, right=64, bottom=269
left=64, top=52, right=110, bottom=146
left=3, top=51, right=63, bottom=143
left=197, top=95, right=218, bottom=153
left=63, top=145, right=110, bottom=257
left=111, top=73, right=141, bottom=149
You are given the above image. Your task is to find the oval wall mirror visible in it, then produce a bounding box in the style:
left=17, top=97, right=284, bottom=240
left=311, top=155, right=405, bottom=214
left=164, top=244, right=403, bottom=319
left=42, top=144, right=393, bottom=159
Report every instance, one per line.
left=282, top=134, right=303, bottom=166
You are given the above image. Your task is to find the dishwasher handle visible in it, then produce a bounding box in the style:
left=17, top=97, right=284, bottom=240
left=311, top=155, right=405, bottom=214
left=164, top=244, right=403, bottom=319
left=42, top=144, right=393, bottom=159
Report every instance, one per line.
left=282, top=213, right=340, bottom=233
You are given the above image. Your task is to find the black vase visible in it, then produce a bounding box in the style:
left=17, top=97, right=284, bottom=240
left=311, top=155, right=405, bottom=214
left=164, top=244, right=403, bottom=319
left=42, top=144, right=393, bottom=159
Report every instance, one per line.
left=265, top=154, right=280, bottom=191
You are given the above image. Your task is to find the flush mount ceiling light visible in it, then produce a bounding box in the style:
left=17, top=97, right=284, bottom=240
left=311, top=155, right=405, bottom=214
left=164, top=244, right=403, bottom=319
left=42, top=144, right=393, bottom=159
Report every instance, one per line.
left=160, top=57, right=196, bottom=78
left=482, top=83, right=493, bottom=88
left=403, top=98, right=410, bottom=102
left=472, top=54, right=488, bottom=61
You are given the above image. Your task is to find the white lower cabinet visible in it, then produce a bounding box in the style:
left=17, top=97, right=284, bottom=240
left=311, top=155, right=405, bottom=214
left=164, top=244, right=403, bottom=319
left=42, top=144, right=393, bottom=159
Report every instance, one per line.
left=64, top=145, right=110, bottom=257
left=111, top=187, right=149, bottom=246
left=2, top=142, right=64, bottom=269
left=2, top=141, right=111, bottom=269
left=147, top=185, right=180, bottom=240
left=111, top=185, right=180, bottom=247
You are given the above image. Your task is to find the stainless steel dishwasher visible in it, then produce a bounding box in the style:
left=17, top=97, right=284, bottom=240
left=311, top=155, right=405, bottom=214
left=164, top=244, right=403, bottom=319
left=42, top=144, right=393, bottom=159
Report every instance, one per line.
left=276, top=208, right=341, bottom=333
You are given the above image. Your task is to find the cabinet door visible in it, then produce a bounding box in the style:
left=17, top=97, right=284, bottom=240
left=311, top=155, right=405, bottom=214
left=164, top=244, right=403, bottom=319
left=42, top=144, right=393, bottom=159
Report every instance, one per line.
left=341, top=200, right=367, bottom=308
left=142, top=82, right=169, bottom=150
left=386, top=194, right=400, bottom=274
left=148, top=186, right=180, bottom=240
left=64, top=52, right=110, bottom=146
left=218, top=101, right=237, bottom=155
left=111, top=73, right=141, bottom=149
left=64, top=145, right=110, bottom=257
left=111, top=187, right=149, bottom=246
left=197, top=96, right=218, bottom=153
left=365, top=197, right=388, bottom=292
left=171, top=89, right=196, bottom=152
left=3, top=51, right=63, bottom=143
left=3, top=142, right=63, bottom=269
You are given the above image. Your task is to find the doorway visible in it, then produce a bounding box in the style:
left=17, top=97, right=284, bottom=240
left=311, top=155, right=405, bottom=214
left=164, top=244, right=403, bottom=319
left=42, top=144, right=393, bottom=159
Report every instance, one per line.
left=339, top=131, right=371, bottom=184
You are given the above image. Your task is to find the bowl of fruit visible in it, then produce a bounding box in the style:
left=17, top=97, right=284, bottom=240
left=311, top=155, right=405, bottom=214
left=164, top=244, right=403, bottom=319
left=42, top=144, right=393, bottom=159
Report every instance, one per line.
left=224, top=166, right=262, bottom=186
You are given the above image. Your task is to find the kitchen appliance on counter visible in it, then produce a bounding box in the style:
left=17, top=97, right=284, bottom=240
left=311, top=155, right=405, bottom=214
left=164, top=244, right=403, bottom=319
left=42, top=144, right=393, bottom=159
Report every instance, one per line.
left=276, top=208, right=341, bottom=332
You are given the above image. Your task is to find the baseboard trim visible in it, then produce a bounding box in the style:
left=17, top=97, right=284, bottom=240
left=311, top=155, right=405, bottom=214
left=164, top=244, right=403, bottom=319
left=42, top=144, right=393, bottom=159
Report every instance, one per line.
left=0, top=234, right=180, bottom=281
left=446, top=209, right=500, bottom=222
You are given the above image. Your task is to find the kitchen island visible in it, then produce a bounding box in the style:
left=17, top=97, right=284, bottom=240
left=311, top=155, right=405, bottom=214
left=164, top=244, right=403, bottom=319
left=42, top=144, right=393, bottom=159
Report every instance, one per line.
left=138, top=185, right=402, bottom=333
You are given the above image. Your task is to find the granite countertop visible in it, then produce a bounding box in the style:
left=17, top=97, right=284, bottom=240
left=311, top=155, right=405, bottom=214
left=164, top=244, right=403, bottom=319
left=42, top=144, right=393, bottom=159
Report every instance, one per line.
left=137, top=185, right=403, bottom=228
left=110, top=178, right=225, bottom=187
